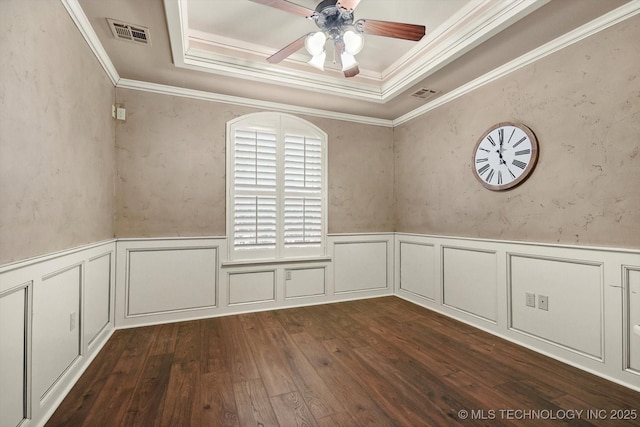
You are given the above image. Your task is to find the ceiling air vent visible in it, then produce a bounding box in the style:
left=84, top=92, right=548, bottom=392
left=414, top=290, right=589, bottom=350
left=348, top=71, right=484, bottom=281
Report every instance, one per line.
left=410, top=88, right=439, bottom=100
left=107, top=19, right=151, bottom=45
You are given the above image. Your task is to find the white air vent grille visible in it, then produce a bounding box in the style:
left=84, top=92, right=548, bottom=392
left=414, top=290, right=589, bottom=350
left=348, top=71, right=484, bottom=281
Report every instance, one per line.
left=107, top=19, right=151, bottom=45
left=410, top=88, right=439, bottom=100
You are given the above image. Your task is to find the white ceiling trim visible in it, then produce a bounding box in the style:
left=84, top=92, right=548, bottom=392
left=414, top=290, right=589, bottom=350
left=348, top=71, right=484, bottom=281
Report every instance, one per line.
left=380, top=0, right=550, bottom=99
left=166, top=0, right=386, bottom=101
left=60, top=0, right=120, bottom=85
left=115, top=78, right=394, bottom=127
left=165, top=0, right=553, bottom=104
left=188, top=29, right=382, bottom=81
left=392, top=1, right=640, bottom=127
left=63, top=0, right=640, bottom=128
left=182, top=48, right=384, bottom=102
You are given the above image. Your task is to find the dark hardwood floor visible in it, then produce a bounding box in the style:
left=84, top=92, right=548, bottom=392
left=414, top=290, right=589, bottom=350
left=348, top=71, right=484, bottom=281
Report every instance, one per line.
left=47, top=297, right=640, bottom=426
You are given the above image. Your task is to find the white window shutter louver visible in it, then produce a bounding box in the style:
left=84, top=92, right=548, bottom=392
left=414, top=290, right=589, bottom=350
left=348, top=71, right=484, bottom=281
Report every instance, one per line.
left=229, top=115, right=326, bottom=260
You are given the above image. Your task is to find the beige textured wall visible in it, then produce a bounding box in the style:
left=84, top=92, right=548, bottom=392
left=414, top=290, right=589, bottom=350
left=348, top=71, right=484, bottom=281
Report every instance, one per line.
left=114, top=89, right=394, bottom=237
left=0, top=0, right=116, bottom=264
left=394, top=16, right=640, bottom=248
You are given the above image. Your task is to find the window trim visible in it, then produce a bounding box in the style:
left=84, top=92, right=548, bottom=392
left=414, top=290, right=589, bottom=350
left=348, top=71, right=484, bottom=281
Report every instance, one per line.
left=226, top=112, right=328, bottom=262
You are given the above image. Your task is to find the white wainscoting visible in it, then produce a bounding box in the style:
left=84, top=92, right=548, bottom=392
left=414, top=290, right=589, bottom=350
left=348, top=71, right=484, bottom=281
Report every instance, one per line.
left=442, top=246, right=498, bottom=323
left=115, top=234, right=394, bottom=328
left=4, top=232, right=639, bottom=426
left=395, top=233, right=640, bottom=392
left=332, top=237, right=391, bottom=294
left=0, top=240, right=116, bottom=427
left=115, top=238, right=223, bottom=328
left=627, top=267, right=640, bottom=374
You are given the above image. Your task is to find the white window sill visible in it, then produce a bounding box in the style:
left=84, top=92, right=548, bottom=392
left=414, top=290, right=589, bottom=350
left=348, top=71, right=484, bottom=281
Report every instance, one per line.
left=221, top=256, right=332, bottom=268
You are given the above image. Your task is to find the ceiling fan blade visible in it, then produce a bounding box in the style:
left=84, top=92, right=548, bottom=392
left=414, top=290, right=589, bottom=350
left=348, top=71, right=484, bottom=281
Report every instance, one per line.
left=267, top=33, right=308, bottom=63
left=343, top=65, right=359, bottom=78
left=337, top=0, right=361, bottom=11
left=356, top=19, right=425, bottom=41
left=249, top=0, right=315, bottom=18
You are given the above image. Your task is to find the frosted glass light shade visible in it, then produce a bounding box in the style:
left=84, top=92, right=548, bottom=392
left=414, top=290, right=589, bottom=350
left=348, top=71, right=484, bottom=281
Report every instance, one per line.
left=343, top=30, right=364, bottom=55
left=308, top=51, right=327, bottom=70
left=305, top=32, right=327, bottom=56
left=340, top=52, right=358, bottom=71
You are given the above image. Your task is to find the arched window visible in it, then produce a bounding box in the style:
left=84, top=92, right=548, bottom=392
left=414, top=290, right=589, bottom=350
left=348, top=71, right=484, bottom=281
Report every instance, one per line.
left=226, top=113, right=327, bottom=261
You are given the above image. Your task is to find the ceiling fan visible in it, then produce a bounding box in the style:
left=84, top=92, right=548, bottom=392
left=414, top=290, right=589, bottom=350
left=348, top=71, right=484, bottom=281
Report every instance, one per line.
left=249, top=0, right=426, bottom=78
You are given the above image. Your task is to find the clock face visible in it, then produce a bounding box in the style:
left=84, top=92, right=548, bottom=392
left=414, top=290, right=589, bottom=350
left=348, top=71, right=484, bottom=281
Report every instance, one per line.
left=472, top=122, right=538, bottom=191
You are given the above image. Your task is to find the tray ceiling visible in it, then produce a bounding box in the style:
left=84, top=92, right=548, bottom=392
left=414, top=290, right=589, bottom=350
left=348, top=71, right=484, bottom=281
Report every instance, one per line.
left=76, top=0, right=634, bottom=122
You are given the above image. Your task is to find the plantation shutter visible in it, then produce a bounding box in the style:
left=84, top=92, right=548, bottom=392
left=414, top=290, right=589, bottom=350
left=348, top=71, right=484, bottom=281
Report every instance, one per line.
left=232, top=129, right=277, bottom=252
left=228, top=113, right=326, bottom=261
left=284, top=134, right=323, bottom=248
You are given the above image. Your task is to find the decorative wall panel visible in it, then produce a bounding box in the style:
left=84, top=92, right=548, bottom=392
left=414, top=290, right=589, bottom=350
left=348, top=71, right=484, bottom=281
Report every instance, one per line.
left=33, top=265, right=82, bottom=401
left=399, top=241, right=436, bottom=300
left=229, top=270, right=276, bottom=305
left=627, top=268, right=640, bottom=373
left=0, top=285, right=29, bottom=427
left=285, top=267, right=326, bottom=299
left=510, top=255, right=603, bottom=359
left=84, top=253, right=112, bottom=346
left=126, top=247, right=217, bottom=316
left=334, top=241, right=388, bottom=293
left=442, top=246, right=497, bottom=322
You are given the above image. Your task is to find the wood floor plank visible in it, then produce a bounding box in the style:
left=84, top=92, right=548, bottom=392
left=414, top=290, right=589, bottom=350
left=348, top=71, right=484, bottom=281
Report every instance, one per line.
left=239, top=313, right=298, bottom=397
left=218, top=315, right=261, bottom=383
left=79, top=327, right=156, bottom=426
left=44, top=330, right=130, bottom=427
left=266, top=324, right=346, bottom=419
left=290, top=331, right=397, bottom=427
left=194, top=371, right=240, bottom=427
left=47, top=297, right=640, bottom=426
left=270, top=391, right=318, bottom=427
left=233, top=379, right=280, bottom=427
left=199, top=317, right=228, bottom=374
left=122, top=353, right=173, bottom=427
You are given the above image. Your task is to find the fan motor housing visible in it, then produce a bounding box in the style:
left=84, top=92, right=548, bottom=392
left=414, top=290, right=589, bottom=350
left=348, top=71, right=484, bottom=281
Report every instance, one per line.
left=314, top=0, right=354, bottom=34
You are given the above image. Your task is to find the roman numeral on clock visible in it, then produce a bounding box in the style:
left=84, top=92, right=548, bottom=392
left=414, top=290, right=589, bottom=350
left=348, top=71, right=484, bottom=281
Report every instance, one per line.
left=515, top=149, right=530, bottom=156
left=513, top=136, right=527, bottom=148
left=486, top=135, right=496, bottom=146
left=476, top=158, right=488, bottom=163
left=512, top=159, right=527, bottom=169
left=497, top=171, right=503, bottom=185
left=486, top=169, right=495, bottom=183
left=477, top=164, right=490, bottom=175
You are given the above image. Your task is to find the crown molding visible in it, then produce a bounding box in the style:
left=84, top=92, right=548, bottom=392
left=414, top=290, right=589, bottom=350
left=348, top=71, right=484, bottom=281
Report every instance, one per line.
left=59, top=0, right=120, bottom=85
left=381, top=0, right=550, bottom=100
left=183, top=48, right=384, bottom=102
left=392, top=0, right=640, bottom=127
left=165, top=0, right=553, bottom=104
left=63, top=0, right=639, bottom=129
left=188, top=29, right=382, bottom=82
left=116, top=79, right=394, bottom=127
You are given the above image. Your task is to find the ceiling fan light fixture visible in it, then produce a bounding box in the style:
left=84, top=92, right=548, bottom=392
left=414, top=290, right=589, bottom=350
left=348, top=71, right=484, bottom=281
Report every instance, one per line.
left=308, top=51, right=327, bottom=70
left=305, top=31, right=327, bottom=56
left=343, top=29, right=364, bottom=55
left=340, top=51, right=358, bottom=71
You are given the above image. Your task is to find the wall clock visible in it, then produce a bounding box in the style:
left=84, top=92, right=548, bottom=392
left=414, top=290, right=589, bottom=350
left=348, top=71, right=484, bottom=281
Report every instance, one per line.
left=472, top=122, right=539, bottom=191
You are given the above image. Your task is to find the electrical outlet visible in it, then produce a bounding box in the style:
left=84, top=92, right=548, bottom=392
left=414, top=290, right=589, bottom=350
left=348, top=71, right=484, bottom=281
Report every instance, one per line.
left=285, top=270, right=292, bottom=280
left=538, top=295, right=549, bottom=311
left=525, top=293, right=536, bottom=308
left=70, top=312, right=77, bottom=331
